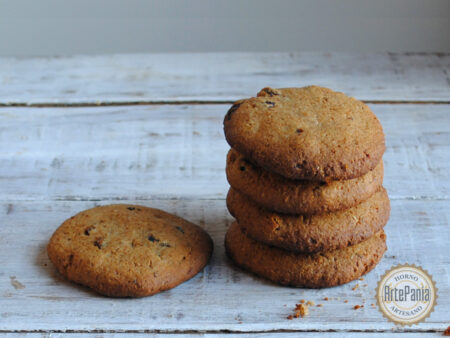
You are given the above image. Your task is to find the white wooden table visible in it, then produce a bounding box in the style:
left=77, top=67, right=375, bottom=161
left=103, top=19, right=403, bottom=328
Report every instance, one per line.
left=0, top=52, right=449, bottom=337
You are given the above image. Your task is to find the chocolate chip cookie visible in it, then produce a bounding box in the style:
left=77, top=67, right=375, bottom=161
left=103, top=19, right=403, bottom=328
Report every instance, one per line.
left=227, top=187, right=390, bottom=252
left=224, top=86, right=385, bottom=181
left=226, top=148, right=384, bottom=214
left=47, top=204, right=213, bottom=297
left=225, top=222, right=386, bottom=288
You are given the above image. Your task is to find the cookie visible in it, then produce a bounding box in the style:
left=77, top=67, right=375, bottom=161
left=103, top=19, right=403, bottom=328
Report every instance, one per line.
left=224, top=86, right=385, bottom=181
left=227, top=187, right=390, bottom=253
left=47, top=204, right=213, bottom=297
left=226, top=148, right=384, bottom=214
left=225, top=222, right=386, bottom=288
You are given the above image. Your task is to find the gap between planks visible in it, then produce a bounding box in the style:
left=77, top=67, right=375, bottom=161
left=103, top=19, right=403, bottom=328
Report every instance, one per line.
left=0, top=196, right=449, bottom=203
left=1, top=100, right=450, bottom=107
left=0, top=329, right=445, bottom=334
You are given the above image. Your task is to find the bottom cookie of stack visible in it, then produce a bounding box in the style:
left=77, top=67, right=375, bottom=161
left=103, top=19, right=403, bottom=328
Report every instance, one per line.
left=225, top=222, right=386, bottom=288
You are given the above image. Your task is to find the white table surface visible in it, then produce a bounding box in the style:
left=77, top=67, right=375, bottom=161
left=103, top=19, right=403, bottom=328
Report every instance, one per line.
left=0, top=52, right=449, bottom=336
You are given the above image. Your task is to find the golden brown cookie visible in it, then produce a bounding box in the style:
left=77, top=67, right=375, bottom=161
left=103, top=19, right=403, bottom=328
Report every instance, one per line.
left=227, top=187, right=390, bottom=253
left=224, top=86, right=385, bottom=181
left=226, top=148, right=384, bottom=214
left=225, top=222, right=386, bottom=288
left=47, top=204, right=213, bottom=297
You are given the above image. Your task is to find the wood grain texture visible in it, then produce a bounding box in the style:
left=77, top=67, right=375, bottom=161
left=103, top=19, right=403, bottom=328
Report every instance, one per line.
left=0, top=199, right=448, bottom=332
left=0, top=104, right=448, bottom=202
left=0, top=333, right=443, bottom=337
left=0, top=52, right=449, bottom=334
left=0, top=334, right=443, bottom=337
left=1, top=53, right=449, bottom=105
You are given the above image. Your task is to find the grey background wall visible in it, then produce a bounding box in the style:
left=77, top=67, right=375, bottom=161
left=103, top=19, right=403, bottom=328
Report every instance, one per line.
left=1, top=0, right=449, bottom=57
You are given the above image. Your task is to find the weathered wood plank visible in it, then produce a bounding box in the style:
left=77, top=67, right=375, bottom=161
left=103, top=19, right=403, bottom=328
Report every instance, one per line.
left=0, top=333, right=443, bottom=337
left=0, top=104, right=448, bottom=201
left=1, top=53, right=449, bottom=105
left=0, top=199, right=448, bottom=332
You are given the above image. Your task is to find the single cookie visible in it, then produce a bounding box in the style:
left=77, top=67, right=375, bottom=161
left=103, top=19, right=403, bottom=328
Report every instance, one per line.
left=47, top=204, right=213, bottom=297
left=225, top=222, right=386, bottom=288
left=227, top=187, right=390, bottom=253
left=224, top=86, right=385, bottom=181
left=226, top=148, right=384, bottom=214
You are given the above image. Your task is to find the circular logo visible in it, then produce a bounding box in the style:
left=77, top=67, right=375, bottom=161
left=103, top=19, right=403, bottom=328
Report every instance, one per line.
left=376, top=264, right=437, bottom=326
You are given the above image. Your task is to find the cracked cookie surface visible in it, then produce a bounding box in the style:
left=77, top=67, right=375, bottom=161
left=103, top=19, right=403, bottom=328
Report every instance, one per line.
left=224, top=86, right=385, bottom=181
left=47, top=204, right=213, bottom=297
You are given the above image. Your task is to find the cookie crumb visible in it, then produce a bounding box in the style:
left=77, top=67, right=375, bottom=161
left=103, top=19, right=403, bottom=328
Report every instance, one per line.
left=317, top=304, right=323, bottom=307
left=353, top=305, right=364, bottom=310
left=359, top=277, right=364, bottom=281
left=323, top=297, right=329, bottom=301
left=306, top=301, right=315, bottom=306
left=287, top=303, right=309, bottom=319
left=352, top=284, right=359, bottom=291
left=443, top=326, right=450, bottom=336
left=295, top=303, right=309, bottom=318
left=344, top=300, right=348, bottom=303
left=300, top=299, right=305, bottom=304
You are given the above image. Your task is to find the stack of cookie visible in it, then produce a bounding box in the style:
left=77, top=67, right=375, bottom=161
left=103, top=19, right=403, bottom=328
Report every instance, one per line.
left=223, top=86, right=390, bottom=288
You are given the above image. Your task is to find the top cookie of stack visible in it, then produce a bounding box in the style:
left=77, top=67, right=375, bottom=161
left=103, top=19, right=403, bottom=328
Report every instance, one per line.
left=223, top=86, right=389, bottom=288
left=224, top=86, right=385, bottom=182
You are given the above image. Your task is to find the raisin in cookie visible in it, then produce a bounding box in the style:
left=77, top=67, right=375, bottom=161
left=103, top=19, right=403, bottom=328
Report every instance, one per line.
left=224, top=86, right=385, bottom=181
left=47, top=204, right=213, bottom=297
